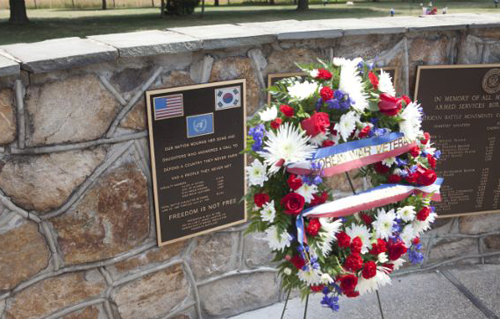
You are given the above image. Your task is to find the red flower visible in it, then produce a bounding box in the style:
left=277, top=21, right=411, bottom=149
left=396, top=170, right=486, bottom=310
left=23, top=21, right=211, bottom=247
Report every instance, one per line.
left=336, top=232, right=351, bottom=248
left=374, top=162, right=390, bottom=174
left=287, top=174, right=303, bottom=191
left=369, top=239, right=388, bottom=255
left=344, top=290, right=360, bottom=298
left=405, top=172, right=418, bottom=184
left=421, top=132, right=431, bottom=145
left=254, top=193, right=270, bottom=208
left=417, top=206, right=431, bottom=221
left=311, top=192, right=328, bottom=206
left=338, top=274, right=358, bottom=294
left=378, top=93, right=403, bottom=116
left=280, top=193, right=305, bottom=215
left=316, top=68, right=333, bottom=80
left=413, top=237, right=421, bottom=245
left=368, top=71, right=379, bottom=90
left=402, top=95, right=412, bottom=105
left=362, top=261, right=377, bottom=279
left=306, top=218, right=321, bottom=237
left=417, top=168, right=437, bottom=186
left=322, top=140, right=335, bottom=147
left=388, top=174, right=402, bottom=183
left=280, top=104, right=295, bottom=117
left=360, top=212, right=373, bottom=225
left=427, top=153, right=436, bottom=169
left=358, top=125, right=371, bottom=138
left=301, top=112, right=330, bottom=137
left=387, top=241, right=407, bottom=261
left=311, top=285, right=325, bottom=292
left=290, top=254, right=305, bottom=270
left=410, top=145, right=420, bottom=157
left=270, top=118, right=282, bottom=129
left=320, top=86, right=334, bottom=101
left=350, top=237, right=363, bottom=254
left=344, top=253, right=363, bottom=272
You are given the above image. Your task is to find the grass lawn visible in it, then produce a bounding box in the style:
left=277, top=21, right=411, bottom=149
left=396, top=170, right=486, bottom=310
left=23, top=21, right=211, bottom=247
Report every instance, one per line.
left=0, top=1, right=498, bottom=45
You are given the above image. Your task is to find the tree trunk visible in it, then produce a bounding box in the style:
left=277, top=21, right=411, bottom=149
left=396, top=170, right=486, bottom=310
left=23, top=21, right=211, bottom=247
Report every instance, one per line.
left=9, top=0, right=29, bottom=24
left=214, top=0, right=219, bottom=6
left=296, top=0, right=308, bottom=10
left=160, top=0, right=165, bottom=17
left=102, top=0, right=107, bottom=9
left=269, top=0, right=275, bottom=5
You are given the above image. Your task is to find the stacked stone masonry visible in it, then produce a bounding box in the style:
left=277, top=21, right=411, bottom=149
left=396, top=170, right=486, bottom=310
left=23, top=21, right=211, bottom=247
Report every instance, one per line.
left=0, top=14, right=499, bottom=319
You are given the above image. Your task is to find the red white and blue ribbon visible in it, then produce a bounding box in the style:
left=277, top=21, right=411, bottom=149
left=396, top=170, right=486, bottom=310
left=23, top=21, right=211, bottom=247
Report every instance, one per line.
left=303, top=178, right=443, bottom=219
left=288, top=132, right=417, bottom=177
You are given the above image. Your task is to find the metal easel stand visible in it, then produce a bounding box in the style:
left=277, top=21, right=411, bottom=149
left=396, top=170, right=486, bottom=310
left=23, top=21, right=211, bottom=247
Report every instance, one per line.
left=279, top=172, right=385, bottom=319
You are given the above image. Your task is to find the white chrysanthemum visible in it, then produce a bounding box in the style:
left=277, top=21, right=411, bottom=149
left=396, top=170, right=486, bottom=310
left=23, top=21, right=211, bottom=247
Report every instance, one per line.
left=339, top=58, right=368, bottom=112
left=372, top=208, right=396, bottom=240
left=356, top=267, right=392, bottom=295
left=337, top=111, right=359, bottom=142
left=258, top=106, right=278, bottom=122
left=399, top=102, right=423, bottom=141
left=288, top=81, right=318, bottom=100
left=265, top=225, right=292, bottom=251
left=378, top=252, right=389, bottom=263
left=309, top=132, right=328, bottom=146
left=298, top=268, right=322, bottom=285
left=315, top=218, right=342, bottom=257
left=413, top=212, right=437, bottom=234
left=397, top=206, right=416, bottom=222
left=260, top=200, right=276, bottom=223
left=321, top=273, right=334, bottom=284
left=400, top=224, right=416, bottom=247
left=258, top=122, right=317, bottom=175
left=345, top=223, right=372, bottom=254
left=309, top=69, right=319, bottom=78
left=283, top=267, right=292, bottom=275
left=393, top=168, right=404, bottom=176
left=246, top=160, right=268, bottom=187
left=296, top=183, right=318, bottom=204
left=391, top=258, right=406, bottom=271
left=382, top=157, right=396, bottom=167
left=378, top=70, right=396, bottom=96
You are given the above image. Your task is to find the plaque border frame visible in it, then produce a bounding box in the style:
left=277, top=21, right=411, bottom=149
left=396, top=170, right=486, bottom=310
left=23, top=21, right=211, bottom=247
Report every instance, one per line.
left=146, top=79, right=248, bottom=246
left=414, top=63, right=500, bottom=218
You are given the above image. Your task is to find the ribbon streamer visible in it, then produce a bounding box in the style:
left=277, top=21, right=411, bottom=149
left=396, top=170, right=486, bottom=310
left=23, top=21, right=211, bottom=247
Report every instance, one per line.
left=288, top=132, right=417, bottom=177
left=303, top=178, right=443, bottom=219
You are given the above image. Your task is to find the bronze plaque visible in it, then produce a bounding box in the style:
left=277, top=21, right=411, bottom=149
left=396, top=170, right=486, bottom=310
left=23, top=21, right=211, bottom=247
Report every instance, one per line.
left=146, top=80, right=247, bottom=246
left=415, top=64, right=500, bottom=218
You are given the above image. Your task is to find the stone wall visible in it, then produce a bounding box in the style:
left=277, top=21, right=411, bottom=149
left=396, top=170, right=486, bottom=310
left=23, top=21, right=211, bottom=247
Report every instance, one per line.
left=0, top=14, right=500, bottom=319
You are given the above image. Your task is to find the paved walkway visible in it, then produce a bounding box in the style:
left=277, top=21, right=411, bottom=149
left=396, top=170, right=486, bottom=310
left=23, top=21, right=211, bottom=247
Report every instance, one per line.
left=229, top=264, right=500, bottom=319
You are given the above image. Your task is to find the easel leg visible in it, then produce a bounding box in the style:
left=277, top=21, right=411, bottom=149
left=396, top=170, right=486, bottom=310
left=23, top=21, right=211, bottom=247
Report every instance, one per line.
left=280, top=289, right=292, bottom=319
left=303, top=293, right=309, bottom=319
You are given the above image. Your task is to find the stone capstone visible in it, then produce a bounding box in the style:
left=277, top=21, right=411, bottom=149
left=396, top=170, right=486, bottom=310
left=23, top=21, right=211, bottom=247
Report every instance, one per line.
left=0, top=148, right=106, bottom=212
left=459, top=214, right=500, bottom=235
left=111, top=264, right=189, bottom=319
left=0, top=214, right=49, bottom=291
left=62, top=305, right=106, bottom=319
left=52, top=162, right=150, bottom=265
left=25, top=74, right=121, bottom=146
left=107, top=240, right=186, bottom=278
left=4, top=270, right=106, bottom=319
left=0, top=53, right=19, bottom=77
left=190, top=232, right=238, bottom=280
left=0, top=89, right=16, bottom=145
left=243, top=231, right=275, bottom=269
left=209, top=57, right=261, bottom=115
left=199, top=272, right=279, bottom=317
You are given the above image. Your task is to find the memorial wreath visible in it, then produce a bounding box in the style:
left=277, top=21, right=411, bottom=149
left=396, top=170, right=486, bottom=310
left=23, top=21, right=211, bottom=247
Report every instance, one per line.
left=243, top=57, right=443, bottom=311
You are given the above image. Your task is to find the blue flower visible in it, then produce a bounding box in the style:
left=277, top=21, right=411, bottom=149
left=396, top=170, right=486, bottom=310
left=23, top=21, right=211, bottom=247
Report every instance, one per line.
left=248, top=124, right=266, bottom=152
left=326, top=99, right=341, bottom=110
left=396, top=157, right=407, bottom=167
left=409, top=248, right=424, bottom=264
left=313, top=176, right=323, bottom=185
left=434, top=150, right=441, bottom=159
left=334, top=90, right=345, bottom=100
left=316, top=98, right=324, bottom=110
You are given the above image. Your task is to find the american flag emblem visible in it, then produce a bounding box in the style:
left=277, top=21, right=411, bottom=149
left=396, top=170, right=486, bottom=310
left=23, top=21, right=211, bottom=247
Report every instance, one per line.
left=154, top=94, right=184, bottom=120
